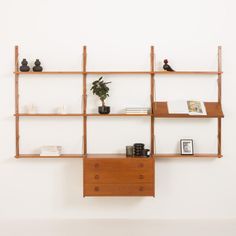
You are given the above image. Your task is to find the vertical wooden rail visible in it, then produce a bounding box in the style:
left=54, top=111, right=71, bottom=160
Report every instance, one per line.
left=150, top=46, right=155, bottom=156
left=15, top=46, right=20, bottom=157
left=217, top=46, right=222, bottom=158
left=83, top=46, right=87, bottom=156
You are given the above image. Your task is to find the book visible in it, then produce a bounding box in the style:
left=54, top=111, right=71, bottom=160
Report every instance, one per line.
left=40, top=146, right=62, bottom=156
left=125, top=107, right=150, bottom=114
left=167, top=100, right=206, bottom=116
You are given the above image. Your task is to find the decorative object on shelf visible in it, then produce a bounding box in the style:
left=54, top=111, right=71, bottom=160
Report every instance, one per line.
left=56, top=105, right=66, bottom=114
left=163, top=59, right=174, bottom=71
left=25, top=104, right=37, bottom=114
left=187, top=101, right=207, bottom=115
left=126, top=146, right=134, bottom=157
left=133, top=143, right=145, bottom=157
left=40, top=145, right=62, bottom=156
left=19, top=59, right=30, bottom=72
left=167, top=100, right=206, bottom=115
left=90, top=76, right=111, bottom=114
left=180, top=139, right=194, bottom=155
left=33, top=59, right=43, bottom=72
left=125, top=107, right=150, bottom=114
left=142, top=149, right=150, bottom=157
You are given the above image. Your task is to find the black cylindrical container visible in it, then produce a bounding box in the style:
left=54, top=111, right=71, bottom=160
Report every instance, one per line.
left=133, top=143, right=145, bottom=157
left=98, top=106, right=110, bottom=114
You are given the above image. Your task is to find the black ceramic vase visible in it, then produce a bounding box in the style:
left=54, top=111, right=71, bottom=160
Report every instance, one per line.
left=20, top=59, right=30, bottom=72
left=33, top=59, right=43, bottom=72
left=98, top=106, right=110, bottom=114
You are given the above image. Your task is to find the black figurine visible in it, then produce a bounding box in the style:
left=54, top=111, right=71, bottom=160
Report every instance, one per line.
left=20, top=59, right=30, bottom=72
left=163, top=59, right=174, bottom=71
left=33, top=59, right=43, bottom=72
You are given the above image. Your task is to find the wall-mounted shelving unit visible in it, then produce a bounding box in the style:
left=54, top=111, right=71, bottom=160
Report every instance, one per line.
left=153, top=46, right=223, bottom=159
left=14, top=45, right=223, bottom=196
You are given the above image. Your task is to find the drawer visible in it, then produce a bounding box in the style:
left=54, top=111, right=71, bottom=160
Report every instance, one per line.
left=84, top=171, right=153, bottom=184
left=84, top=183, right=154, bottom=196
left=84, top=158, right=154, bottom=173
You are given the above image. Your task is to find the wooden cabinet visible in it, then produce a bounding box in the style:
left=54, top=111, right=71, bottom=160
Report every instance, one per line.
left=84, top=157, right=155, bottom=197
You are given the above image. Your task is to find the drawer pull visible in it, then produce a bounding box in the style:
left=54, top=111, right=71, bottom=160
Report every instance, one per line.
left=139, top=174, right=144, bottom=179
left=94, top=186, right=100, bottom=192
left=94, top=174, right=100, bottom=180
left=138, top=163, right=144, bottom=168
left=94, top=163, right=100, bottom=168
left=139, top=186, right=144, bottom=191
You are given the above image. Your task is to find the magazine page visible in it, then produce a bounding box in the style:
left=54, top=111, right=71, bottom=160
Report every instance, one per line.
left=187, top=101, right=207, bottom=115
left=167, top=100, right=188, bottom=114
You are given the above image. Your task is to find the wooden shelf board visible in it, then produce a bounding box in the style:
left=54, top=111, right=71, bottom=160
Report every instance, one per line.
left=90, top=114, right=150, bottom=117
left=15, top=71, right=83, bottom=75
left=154, top=153, right=222, bottom=158
left=15, top=113, right=84, bottom=117
left=15, top=153, right=152, bottom=159
left=15, top=113, right=150, bottom=117
left=14, top=71, right=222, bottom=75
left=155, top=71, right=221, bottom=75
left=16, top=154, right=83, bottom=158
left=86, top=71, right=150, bottom=74
left=86, top=154, right=152, bottom=159
left=15, top=153, right=222, bottom=159
left=153, top=102, right=224, bottom=118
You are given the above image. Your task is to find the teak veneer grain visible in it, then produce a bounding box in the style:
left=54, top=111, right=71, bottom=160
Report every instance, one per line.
left=84, top=157, right=154, bottom=196
left=15, top=113, right=151, bottom=117
left=154, top=154, right=222, bottom=158
left=16, top=154, right=83, bottom=158
left=153, top=102, right=224, bottom=118
left=14, top=71, right=222, bottom=75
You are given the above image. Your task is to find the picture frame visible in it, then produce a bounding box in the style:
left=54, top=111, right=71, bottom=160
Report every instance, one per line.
left=180, top=139, right=194, bottom=155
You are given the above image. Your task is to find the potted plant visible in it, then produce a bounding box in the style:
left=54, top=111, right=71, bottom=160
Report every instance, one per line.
left=90, top=77, right=111, bottom=114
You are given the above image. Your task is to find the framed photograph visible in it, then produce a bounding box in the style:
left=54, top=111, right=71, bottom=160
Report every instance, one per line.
left=180, top=139, right=194, bottom=155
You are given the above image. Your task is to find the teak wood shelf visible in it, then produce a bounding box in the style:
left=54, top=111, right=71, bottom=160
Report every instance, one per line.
left=14, top=71, right=222, bottom=75
left=15, top=113, right=150, bottom=117
left=14, top=45, right=223, bottom=197
left=153, top=102, right=224, bottom=118
left=154, top=154, right=222, bottom=158
left=16, top=154, right=83, bottom=158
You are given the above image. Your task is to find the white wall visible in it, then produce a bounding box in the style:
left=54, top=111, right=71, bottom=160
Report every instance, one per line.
left=0, top=0, right=235, bottom=222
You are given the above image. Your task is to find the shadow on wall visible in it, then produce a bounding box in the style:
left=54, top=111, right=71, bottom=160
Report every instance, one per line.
left=61, top=158, right=216, bottom=207
left=61, top=160, right=145, bottom=207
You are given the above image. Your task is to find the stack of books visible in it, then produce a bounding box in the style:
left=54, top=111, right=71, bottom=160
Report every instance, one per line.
left=40, top=146, right=62, bottom=156
left=125, top=107, right=150, bottom=114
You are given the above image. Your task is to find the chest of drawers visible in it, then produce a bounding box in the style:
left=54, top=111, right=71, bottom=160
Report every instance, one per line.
left=84, top=157, right=155, bottom=197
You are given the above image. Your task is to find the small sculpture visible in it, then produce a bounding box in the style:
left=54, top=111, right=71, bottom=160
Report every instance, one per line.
left=163, top=59, right=174, bottom=71
left=25, top=104, right=37, bottom=114
left=56, top=105, right=66, bottom=114
left=33, top=59, right=43, bottom=72
left=19, top=59, right=30, bottom=72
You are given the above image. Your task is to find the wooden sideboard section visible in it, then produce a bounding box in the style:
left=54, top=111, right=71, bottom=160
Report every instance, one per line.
left=83, top=157, right=155, bottom=197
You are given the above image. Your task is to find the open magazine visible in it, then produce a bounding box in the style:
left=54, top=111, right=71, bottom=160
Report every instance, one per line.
left=167, top=100, right=207, bottom=115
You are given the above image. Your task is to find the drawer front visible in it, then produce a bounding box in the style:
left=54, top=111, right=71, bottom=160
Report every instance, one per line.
left=84, top=158, right=153, bottom=173
left=84, top=171, right=153, bottom=184
left=84, top=183, right=154, bottom=196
